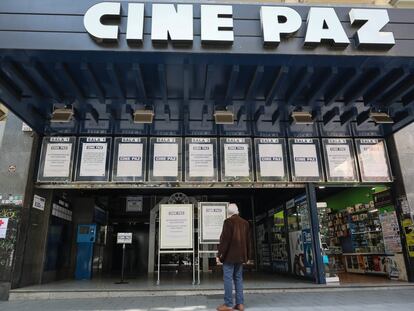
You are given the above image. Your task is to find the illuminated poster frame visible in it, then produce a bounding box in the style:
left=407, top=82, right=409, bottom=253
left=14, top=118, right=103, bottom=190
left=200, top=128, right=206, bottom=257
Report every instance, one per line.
left=112, top=137, right=147, bottom=182
left=37, top=136, right=76, bottom=182
left=149, top=137, right=182, bottom=182
left=355, top=138, right=392, bottom=182
left=220, top=137, right=253, bottom=182
left=74, top=137, right=112, bottom=182
left=185, top=137, right=218, bottom=182
left=288, top=138, right=324, bottom=182
left=322, top=138, right=359, bottom=183
left=254, top=138, right=288, bottom=182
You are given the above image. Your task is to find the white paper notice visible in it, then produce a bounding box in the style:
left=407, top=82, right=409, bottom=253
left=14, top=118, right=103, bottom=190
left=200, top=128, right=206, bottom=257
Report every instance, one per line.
left=153, top=143, right=178, bottom=177
left=224, top=144, right=250, bottom=177
left=292, top=144, right=320, bottom=177
left=360, top=142, right=389, bottom=178
left=79, top=143, right=107, bottom=177
left=258, top=144, right=284, bottom=177
left=0, top=218, right=9, bottom=239
left=116, top=143, right=143, bottom=177
left=43, top=143, right=72, bottom=177
left=189, top=143, right=214, bottom=177
left=201, top=204, right=226, bottom=242
left=326, top=144, right=354, bottom=178
left=160, top=204, right=193, bottom=249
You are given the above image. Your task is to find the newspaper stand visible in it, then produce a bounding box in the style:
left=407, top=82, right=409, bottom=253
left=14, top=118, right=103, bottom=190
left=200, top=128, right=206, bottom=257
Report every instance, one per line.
left=197, top=202, right=228, bottom=285
left=157, top=204, right=195, bottom=285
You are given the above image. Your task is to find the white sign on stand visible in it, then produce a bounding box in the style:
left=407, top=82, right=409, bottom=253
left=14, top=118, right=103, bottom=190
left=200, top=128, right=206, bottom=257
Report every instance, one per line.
left=200, top=202, right=227, bottom=243
left=160, top=204, right=193, bottom=249
left=117, top=232, right=133, bottom=244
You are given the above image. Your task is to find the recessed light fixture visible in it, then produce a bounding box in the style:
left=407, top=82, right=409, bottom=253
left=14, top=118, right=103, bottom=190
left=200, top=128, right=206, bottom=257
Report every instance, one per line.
left=51, top=105, right=74, bottom=123
left=369, top=111, right=394, bottom=124
left=133, top=108, right=154, bottom=124
left=291, top=111, right=314, bottom=125
left=319, top=186, right=326, bottom=189
left=214, top=110, right=234, bottom=125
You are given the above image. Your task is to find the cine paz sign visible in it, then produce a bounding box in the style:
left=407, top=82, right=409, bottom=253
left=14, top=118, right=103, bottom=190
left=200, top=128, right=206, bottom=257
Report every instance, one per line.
left=84, top=3, right=395, bottom=49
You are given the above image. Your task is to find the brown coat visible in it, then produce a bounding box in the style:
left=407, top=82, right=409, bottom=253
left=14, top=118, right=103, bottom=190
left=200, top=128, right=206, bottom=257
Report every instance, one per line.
left=217, top=214, right=251, bottom=264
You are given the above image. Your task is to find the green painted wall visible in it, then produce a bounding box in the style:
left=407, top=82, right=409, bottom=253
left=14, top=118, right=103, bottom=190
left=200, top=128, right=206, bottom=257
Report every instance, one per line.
left=324, top=186, right=388, bottom=212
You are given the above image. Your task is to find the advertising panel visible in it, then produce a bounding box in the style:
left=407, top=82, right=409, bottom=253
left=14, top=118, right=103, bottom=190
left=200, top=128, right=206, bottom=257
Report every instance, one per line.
left=355, top=138, right=392, bottom=182
left=322, top=138, right=358, bottom=182
left=112, top=137, right=146, bottom=182
left=185, top=138, right=217, bottom=182
left=221, top=137, right=253, bottom=182
left=289, top=138, right=323, bottom=182
left=75, top=137, right=111, bottom=181
left=255, top=138, right=287, bottom=182
left=37, top=137, right=76, bottom=182
left=150, top=137, right=182, bottom=182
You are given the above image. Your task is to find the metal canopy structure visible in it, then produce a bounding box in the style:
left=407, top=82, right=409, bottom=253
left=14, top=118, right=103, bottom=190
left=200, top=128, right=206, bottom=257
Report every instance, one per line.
left=0, top=0, right=414, bottom=137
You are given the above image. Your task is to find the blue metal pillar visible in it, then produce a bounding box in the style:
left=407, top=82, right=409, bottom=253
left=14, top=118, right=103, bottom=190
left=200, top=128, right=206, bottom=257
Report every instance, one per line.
left=306, top=183, right=326, bottom=284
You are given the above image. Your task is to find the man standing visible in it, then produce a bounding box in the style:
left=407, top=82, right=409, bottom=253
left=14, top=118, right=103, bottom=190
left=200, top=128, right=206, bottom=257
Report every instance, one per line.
left=216, top=203, right=251, bottom=311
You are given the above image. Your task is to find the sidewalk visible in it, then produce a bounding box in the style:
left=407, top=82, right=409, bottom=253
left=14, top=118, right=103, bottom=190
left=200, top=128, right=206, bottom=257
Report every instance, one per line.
left=1, top=287, right=414, bottom=311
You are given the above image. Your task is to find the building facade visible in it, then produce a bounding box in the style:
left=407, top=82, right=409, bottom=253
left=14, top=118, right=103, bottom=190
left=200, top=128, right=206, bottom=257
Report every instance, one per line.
left=1, top=0, right=414, bottom=300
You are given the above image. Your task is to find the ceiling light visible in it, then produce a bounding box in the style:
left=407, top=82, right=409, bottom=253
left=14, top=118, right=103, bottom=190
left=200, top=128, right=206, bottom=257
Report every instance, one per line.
left=51, top=106, right=74, bottom=123
left=291, top=111, right=314, bottom=125
left=369, top=111, right=394, bottom=124
left=133, top=108, right=154, bottom=124
left=214, top=110, right=234, bottom=125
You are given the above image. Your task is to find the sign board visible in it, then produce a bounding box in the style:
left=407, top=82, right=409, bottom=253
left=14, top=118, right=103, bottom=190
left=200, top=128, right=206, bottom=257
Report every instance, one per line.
left=117, top=232, right=133, bottom=244
left=38, top=137, right=76, bottom=182
left=85, top=3, right=395, bottom=50
left=221, top=137, right=253, bottom=182
left=255, top=138, right=287, bottom=182
left=199, top=202, right=227, bottom=244
left=185, top=137, right=217, bottom=182
left=289, top=138, right=323, bottom=182
left=32, top=194, right=46, bottom=211
left=75, top=137, right=111, bottom=181
left=113, top=137, right=146, bottom=182
left=150, top=137, right=182, bottom=182
left=0, top=217, right=8, bottom=239
left=322, top=138, right=358, bottom=182
left=355, top=138, right=392, bottom=182
left=126, top=196, right=143, bottom=212
left=160, top=204, right=193, bottom=249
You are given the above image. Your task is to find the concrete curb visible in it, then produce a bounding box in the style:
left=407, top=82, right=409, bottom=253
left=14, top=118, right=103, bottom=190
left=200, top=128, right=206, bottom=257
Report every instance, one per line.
left=8, top=284, right=414, bottom=301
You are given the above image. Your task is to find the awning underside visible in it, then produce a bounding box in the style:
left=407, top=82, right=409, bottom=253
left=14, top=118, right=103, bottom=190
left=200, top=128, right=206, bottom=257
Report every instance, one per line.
left=0, top=50, right=413, bottom=137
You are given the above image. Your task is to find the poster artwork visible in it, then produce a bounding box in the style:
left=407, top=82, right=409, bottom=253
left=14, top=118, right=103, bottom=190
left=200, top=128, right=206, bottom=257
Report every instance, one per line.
left=153, top=143, right=178, bottom=177
left=292, top=144, right=319, bottom=177
left=224, top=144, right=249, bottom=177
left=117, top=143, right=143, bottom=177
left=43, top=143, right=72, bottom=177
left=201, top=204, right=226, bottom=242
left=189, top=143, right=214, bottom=177
left=79, top=142, right=107, bottom=177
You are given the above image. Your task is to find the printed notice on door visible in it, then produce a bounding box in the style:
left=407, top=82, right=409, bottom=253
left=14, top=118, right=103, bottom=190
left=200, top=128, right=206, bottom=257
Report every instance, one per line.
left=201, top=203, right=227, bottom=242
left=79, top=143, right=107, bottom=177
left=189, top=143, right=214, bottom=177
left=258, top=143, right=284, bottom=177
left=43, top=143, right=72, bottom=177
left=117, top=143, right=143, bottom=177
left=160, top=204, right=193, bottom=249
left=292, top=144, right=319, bottom=177
left=153, top=143, right=178, bottom=177
left=326, top=144, right=354, bottom=178
left=224, top=144, right=250, bottom=177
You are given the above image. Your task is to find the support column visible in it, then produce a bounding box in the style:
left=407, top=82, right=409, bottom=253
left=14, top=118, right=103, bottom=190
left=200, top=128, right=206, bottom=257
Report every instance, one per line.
left=306, top=183, right=326, bottom=284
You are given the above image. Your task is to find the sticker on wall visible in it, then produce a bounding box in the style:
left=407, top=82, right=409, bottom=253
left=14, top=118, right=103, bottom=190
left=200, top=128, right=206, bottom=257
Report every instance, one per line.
left=0, top=217, right=9, bottom=239
left=32, top=194, right=45, bottom=211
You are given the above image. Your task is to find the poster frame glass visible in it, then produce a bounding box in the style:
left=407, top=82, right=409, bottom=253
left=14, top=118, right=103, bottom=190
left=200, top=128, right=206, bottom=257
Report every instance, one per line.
left=220, top=137, right=253, bottom=182
left=112, top=137, right=147, bottom=182
left=37, top=136, right=76, bottom=182
left=74, top=137, right=112, bottom=182
left=185, top=137, right=218, bottom=182
left=322, top=138, right=359, bottom=183
left=254, top=138, right=288, bottom=182
left=149, top=137, right=182, bottom=182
